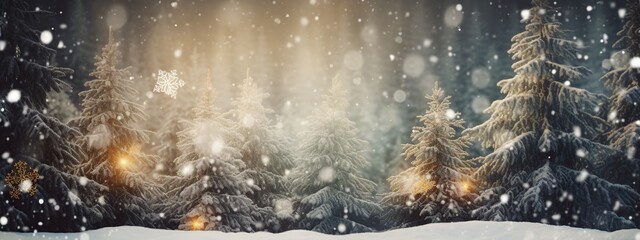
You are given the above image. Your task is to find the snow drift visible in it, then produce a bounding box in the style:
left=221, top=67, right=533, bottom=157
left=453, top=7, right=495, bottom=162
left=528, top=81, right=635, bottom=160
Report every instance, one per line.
left=1, top=221, right=639, bottom=240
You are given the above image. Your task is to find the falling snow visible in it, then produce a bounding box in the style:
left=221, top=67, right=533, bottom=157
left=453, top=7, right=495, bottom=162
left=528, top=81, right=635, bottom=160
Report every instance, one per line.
left=630, top=57, right=640, bottom=69
left=1, top=0, right=639, bottom=237
left=5, top=90, right=21, bottom=103
left=40, top=30, right=53, bottom=44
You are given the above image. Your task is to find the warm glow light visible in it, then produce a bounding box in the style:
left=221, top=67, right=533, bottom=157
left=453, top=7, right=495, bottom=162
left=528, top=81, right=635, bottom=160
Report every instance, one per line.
left=190, top=217, right=205, bottom=230
left=390, top=172, right=435, bottom=196
left=118, top=156, right=129, bottom=168
left=411, top=179, right=434, bottom=195
left=409, top=176, right=434, bottom=195
left=460, top=181, right=471, bottom=194
left=116, top=144, right=140, bottom=169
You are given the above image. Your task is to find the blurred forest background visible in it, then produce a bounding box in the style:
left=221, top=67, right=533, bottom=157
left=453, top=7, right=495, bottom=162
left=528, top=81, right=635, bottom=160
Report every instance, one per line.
left=31, top=0, right=625, bottom=189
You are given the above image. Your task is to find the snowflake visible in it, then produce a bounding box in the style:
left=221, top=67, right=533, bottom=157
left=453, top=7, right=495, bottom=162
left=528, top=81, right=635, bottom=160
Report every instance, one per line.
left=153, top=69, right=185, bottom=99
left=5, top=161, right=40, bottom=199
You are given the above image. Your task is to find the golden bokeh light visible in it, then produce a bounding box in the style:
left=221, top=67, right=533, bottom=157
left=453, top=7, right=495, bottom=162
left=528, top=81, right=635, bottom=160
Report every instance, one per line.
left=118, top=156, right=129, bottom=168
left=410, top=178, right=434, bottom=196
left=190, top=217, right=205, bottom=231
left=460, top=181, right=472, bottom=194
left=115, top=144, right=141, bottom=170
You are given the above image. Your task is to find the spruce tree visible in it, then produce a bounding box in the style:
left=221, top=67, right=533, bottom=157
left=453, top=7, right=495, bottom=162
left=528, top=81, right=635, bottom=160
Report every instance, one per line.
left=151, top=51, right=205, bottom=177
left=465, top=0, right=640, bottom=231
left=289, top=77, right=381, bottom=234
left=153, top=99, right=187, bottom=176
left=0, top=0, right=112, bottom=231
left=383, top=83, right=476, bottom=228
left=74, top=30, right=158, bottom=226
left=164, top=87, right=274, bottom=232
left=230, top=72, right=296, bottom=231
left=602, top=0, right=640, bottom=193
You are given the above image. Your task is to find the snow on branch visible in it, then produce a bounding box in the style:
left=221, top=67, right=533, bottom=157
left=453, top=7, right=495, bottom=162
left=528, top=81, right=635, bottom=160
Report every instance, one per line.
left=301, top=187, right=381, bottom=220
left=476, top=131, right=540, bottom=187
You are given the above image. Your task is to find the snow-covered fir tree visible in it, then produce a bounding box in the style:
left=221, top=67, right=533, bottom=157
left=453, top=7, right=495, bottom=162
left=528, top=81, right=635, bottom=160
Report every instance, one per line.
left=164, top=86, right=275, bottom=232
left=151, top=50, right=206, bottom=176
left=464, top=0, right=640, bottom=231
left=383, top=83, right=476, bottom=228
left=289, top=77, right=381, bottom=234
left=601, top=0, right=640, bottom=193
left=0, top=0, right=112, bottom=231
left=229, top=72, right=296, bottom=231
left=153, top=98, right=188, bottom=176
left=74, top=30, right=159, bottom=227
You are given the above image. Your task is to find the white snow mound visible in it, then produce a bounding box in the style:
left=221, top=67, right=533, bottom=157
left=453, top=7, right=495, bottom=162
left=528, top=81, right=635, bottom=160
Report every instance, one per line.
left=1, top=221, right=638, bottom=240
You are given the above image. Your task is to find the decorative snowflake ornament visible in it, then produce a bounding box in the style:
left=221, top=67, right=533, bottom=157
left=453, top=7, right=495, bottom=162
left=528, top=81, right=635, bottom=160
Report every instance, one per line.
left=5, top=161, right=40, bottom=199
left=154, top=69, right=185, bottom=99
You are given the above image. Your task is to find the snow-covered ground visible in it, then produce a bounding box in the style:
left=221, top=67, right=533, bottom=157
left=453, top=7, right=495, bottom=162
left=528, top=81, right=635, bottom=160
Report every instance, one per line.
left=1, top=221, right=639, bottom=240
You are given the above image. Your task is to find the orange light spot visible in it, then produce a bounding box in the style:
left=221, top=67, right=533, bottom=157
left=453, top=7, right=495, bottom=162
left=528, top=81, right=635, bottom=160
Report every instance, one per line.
left=191, top=218, right=204, bottom=230
left=411, top=178, right=434, bottom=195
left=118, top=156, right=129, bottom=168
left=460, top=181, right=472, bottom=194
